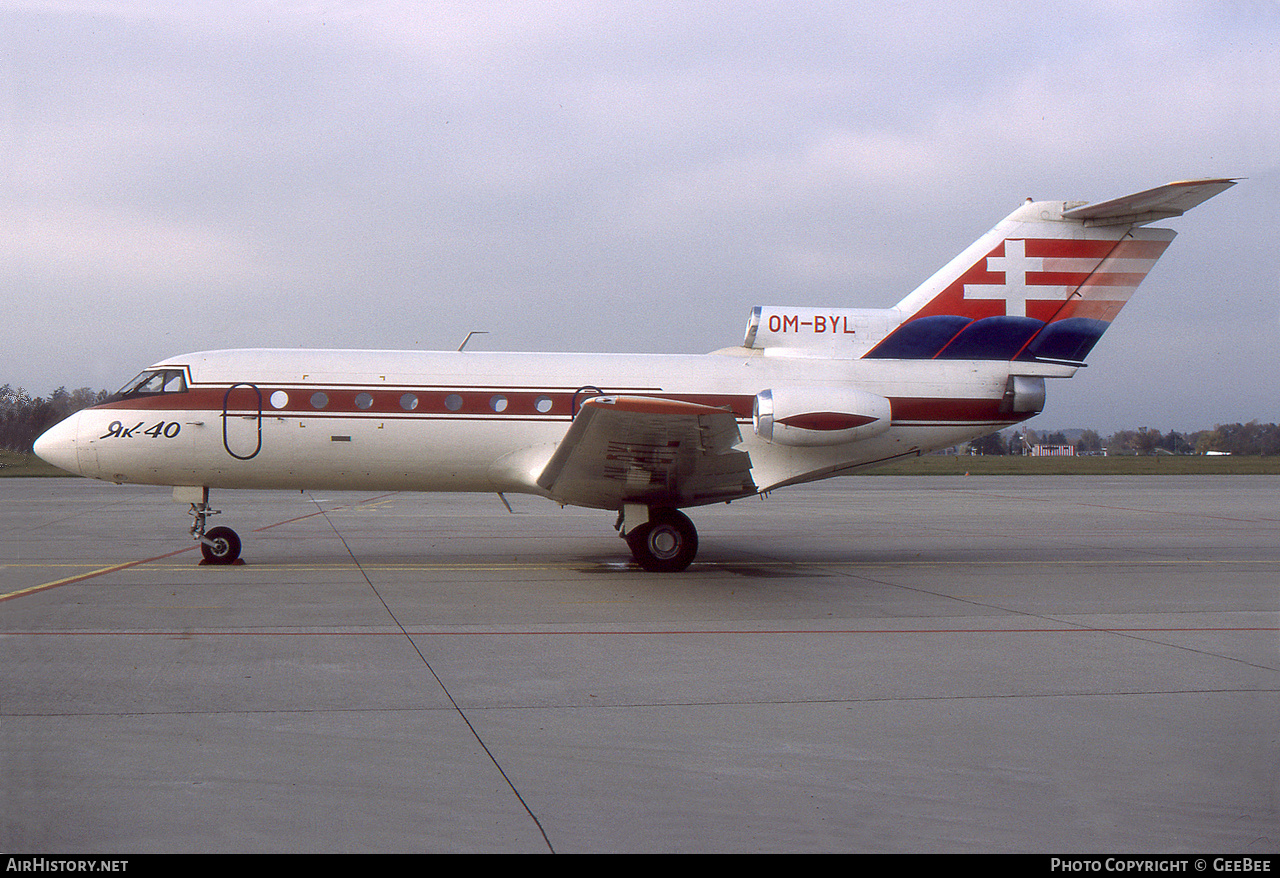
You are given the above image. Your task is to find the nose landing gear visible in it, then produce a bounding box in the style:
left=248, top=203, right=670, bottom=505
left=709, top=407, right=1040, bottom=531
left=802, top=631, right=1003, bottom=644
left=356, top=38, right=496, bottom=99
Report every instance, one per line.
left=182, top=487, right=243, bottom=565
left=200, top=525, right=242, bottom=565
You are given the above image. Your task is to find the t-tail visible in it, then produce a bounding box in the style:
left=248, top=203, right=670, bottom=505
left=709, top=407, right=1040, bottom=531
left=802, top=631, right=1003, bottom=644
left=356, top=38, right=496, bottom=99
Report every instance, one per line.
left=740, top=179, right=1236, bottom=364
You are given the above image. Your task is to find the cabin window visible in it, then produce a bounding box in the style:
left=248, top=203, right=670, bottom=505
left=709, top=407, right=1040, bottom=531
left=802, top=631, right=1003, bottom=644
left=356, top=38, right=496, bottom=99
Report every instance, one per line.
left=270, top=391, right=289, bottom=409
left=490, top=395, right=508, bottom=413
left=310, top=392, right=329, bottom=409
left=535, top=396, right=553, bottom=413
left=355, top=392, right=374, bottom=410
left=400, top=393, right=418, bottom=411
left=444, top=393, right=463, bottom=412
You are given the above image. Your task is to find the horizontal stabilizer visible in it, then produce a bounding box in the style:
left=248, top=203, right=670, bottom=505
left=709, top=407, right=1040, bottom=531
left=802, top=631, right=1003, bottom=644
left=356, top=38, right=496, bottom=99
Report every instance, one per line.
left=1062, top=178, right=1237, bottom=226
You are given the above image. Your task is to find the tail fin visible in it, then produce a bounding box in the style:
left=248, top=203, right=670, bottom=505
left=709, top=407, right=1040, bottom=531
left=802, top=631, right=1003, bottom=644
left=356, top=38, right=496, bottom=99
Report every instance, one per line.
left=865, top=179, right=1235, bottom=364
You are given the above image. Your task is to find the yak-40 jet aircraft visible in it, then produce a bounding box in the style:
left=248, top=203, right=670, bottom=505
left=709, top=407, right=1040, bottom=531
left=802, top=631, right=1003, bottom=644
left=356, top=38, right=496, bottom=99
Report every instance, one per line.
left=35, top=178, right=1234, bottom=571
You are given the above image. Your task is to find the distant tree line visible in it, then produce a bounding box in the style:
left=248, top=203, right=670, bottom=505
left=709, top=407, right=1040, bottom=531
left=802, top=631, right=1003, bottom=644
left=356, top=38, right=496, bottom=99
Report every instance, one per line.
left=1191, top=422, right=1280, bottom=456
left=4, top=383, right=1279, bottom=458
left=968, top=423, right=1280, bottom=457
left=0, top=386, right=108, bottom=453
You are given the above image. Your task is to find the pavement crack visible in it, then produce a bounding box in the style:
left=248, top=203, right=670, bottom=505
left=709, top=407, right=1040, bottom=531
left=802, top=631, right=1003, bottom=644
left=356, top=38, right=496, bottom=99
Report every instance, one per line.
left=308, top=493, right=556, bottom=853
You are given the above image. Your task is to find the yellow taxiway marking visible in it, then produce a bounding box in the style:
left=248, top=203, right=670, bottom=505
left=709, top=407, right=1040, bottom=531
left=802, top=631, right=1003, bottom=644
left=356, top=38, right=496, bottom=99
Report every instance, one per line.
left=0, top=547, right=196, bottom=603
left=5, top=557, right=1277, bottom=575
left=4, top=554, right=1277, bottom=604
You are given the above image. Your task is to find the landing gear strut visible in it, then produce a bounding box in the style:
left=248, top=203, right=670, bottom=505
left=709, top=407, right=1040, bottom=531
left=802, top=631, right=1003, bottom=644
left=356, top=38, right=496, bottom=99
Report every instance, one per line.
left=183, top=487, right=242, bottom=565
left=619, top=506, right=698, bottom=572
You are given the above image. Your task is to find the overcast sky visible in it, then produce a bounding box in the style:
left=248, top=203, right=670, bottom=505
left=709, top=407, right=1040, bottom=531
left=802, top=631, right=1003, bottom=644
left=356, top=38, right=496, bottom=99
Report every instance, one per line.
left=3, top=1, right=1277, bottom=432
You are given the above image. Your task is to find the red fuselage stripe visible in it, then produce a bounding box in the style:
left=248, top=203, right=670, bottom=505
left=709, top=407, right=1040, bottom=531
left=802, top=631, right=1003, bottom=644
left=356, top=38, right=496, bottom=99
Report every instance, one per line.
left=92, top=386, right=1023, bottom=425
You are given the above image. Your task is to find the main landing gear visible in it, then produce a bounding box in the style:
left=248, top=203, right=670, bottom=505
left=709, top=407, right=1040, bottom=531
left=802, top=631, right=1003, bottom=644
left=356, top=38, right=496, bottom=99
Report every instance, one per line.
left=617, top=506, right=698, bottom=572
left=181, top=487, right=243, bottom=565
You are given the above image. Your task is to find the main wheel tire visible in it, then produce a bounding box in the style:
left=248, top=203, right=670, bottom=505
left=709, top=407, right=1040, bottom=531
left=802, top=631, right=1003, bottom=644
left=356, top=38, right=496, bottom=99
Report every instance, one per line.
left=625, top=508, right=698, bottom=572
left=201, top=526, right=242, bottom=565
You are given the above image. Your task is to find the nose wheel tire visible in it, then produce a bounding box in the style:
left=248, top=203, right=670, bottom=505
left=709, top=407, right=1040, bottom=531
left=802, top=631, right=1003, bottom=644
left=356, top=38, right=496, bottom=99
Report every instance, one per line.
left=625, top=508, right=698, bottom=572
left=200, top=526, right=242, bottom=565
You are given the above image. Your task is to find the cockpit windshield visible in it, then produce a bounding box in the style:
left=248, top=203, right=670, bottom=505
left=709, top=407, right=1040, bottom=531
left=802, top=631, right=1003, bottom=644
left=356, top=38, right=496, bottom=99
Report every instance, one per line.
left=114, top=369, right=188, bottom=399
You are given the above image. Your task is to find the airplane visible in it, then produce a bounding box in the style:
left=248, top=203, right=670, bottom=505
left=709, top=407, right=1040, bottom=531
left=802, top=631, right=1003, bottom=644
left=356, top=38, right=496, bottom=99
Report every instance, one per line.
left=33, top=178, right=1235, bottom=571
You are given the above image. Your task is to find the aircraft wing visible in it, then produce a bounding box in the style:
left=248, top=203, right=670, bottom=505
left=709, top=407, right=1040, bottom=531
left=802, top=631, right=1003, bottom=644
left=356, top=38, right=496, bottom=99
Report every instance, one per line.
left=1062, top=178, right=1237, bottom=226
left=536, top=396, right=756, bottom=510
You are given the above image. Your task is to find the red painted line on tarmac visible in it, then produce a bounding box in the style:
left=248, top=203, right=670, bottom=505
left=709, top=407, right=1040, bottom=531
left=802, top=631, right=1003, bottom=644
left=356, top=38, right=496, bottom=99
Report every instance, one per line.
left=4, top=626, right=1276, bottom=637
left=252, top=492, right=403, bottom=531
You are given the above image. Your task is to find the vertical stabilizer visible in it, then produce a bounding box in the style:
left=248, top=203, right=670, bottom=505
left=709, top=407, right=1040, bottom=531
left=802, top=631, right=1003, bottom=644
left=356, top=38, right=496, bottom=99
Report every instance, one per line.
left=865, top=179, right=1235, bottom=363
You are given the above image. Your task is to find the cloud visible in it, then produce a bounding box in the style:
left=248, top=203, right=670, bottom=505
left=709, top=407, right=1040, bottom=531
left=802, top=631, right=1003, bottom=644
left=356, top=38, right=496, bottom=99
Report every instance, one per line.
left=2, top=1, right=1276, bottom=431
left=2, top=201, right=273, bottom=291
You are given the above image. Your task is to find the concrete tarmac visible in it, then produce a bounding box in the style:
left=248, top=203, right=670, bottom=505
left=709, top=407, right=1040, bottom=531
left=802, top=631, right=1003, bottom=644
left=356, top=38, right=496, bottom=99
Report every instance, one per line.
left=2, top=475, right=1277, bottom=853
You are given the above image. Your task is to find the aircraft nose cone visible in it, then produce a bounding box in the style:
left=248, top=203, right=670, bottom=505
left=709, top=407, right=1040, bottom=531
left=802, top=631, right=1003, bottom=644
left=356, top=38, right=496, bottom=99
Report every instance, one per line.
left=33, top=412, right=83, bottom=475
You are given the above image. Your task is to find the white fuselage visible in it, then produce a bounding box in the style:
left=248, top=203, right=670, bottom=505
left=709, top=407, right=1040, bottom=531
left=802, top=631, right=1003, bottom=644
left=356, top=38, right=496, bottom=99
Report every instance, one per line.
left=36, top=346, right=1058, bottom=506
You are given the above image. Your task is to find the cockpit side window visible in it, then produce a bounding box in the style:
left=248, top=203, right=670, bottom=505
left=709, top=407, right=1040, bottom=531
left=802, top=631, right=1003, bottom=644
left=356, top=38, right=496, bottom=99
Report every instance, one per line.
left=115, top=369, right=187, bottom=398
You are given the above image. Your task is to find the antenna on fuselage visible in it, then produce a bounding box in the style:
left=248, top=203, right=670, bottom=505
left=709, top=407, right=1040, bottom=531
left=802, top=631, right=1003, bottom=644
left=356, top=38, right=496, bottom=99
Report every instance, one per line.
left=457, top=331, right=488, bottom=351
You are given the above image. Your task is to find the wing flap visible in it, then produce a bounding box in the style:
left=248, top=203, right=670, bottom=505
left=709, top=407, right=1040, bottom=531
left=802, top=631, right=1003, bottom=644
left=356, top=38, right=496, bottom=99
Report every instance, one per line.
left=536, top=396, right=755, bottom=510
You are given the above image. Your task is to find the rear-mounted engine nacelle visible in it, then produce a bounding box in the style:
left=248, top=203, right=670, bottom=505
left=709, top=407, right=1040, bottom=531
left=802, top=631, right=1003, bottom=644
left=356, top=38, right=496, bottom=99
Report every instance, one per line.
left=753, top=387, right=892, bottom=447
left=1000, top=374, right=1046, bottom=415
